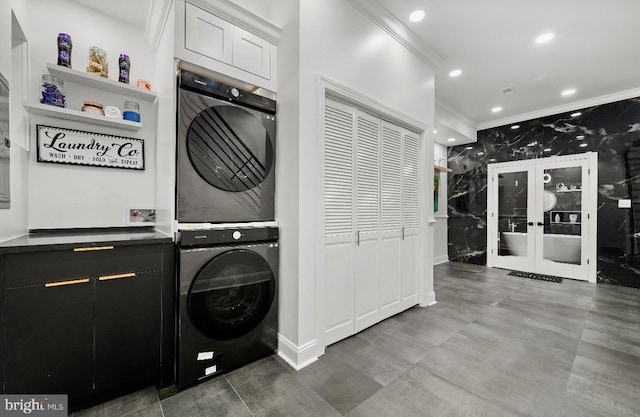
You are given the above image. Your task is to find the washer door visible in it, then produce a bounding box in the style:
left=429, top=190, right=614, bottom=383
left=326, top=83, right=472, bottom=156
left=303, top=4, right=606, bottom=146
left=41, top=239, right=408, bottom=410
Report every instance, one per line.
left=188, top=249, right=276, bottom=340
left=187, top=105, right=274, bottom=193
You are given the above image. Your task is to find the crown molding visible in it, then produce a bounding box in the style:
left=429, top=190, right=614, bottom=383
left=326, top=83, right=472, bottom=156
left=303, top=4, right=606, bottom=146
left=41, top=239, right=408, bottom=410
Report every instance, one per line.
left=185, top=0, right=281, bottom=45
left=435, top=97, right=478, bottom=128
left=478, top=86, right=640, bottom=130
left=346, top=0, right=445, bottom=70
left=145, top=0, right=175, bottom=52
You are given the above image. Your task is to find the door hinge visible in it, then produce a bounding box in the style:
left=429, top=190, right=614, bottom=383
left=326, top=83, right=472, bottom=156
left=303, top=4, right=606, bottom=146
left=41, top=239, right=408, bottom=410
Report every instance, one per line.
left=588, top=168, right=591, bottom=175
left=587, top=213, right=590, bottom=219
left=587, top=259, right=590, bottom=265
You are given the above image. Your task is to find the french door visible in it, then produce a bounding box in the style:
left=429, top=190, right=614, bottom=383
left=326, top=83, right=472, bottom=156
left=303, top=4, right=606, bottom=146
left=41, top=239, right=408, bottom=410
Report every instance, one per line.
left=487, top=153, right=597, bottom=282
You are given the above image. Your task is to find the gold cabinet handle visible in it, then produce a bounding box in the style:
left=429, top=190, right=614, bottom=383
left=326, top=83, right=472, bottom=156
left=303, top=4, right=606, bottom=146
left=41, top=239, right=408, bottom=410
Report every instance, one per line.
left=45, top=278, right=90, bottom=288
left=98, top=272, right=136, bottom=281
left=74, top=246, right=114, bottom=252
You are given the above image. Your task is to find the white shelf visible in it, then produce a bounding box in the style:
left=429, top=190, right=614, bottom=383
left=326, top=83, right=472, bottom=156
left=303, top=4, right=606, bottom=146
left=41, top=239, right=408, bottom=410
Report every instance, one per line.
left=24, top=102, right=142, bottom=131
left=47, top=63, right=157, bottom=103
left=434, top=165, right=452, bottom=173
left=556, top=189, right=581, bottom=193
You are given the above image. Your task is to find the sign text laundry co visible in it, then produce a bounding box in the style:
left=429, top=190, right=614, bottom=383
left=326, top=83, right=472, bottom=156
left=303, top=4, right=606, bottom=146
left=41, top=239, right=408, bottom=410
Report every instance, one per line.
left=37, top=125, right=144, bottom=170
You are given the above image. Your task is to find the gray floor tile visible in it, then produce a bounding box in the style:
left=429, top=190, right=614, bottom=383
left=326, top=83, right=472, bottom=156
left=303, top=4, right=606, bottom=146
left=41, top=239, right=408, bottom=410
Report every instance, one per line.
left=73, top=387, right=159, bottom=417
left=326, top=334, right=415, bottom=386
left=348, top=364, right=520, bottom=417
left=161, top=377, right=252, bottom=417
left=226, top=356, right=341, bottom=417
left=296, top=353, right=383, bottom=415
left=72, top=262, right=640, bottom=417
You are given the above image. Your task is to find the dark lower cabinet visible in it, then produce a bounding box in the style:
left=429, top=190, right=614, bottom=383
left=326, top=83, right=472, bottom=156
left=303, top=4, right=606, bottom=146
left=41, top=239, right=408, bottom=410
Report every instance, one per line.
left=94, top=270, right=161, bottom=394
left=1, top=242, right=173, bottom=411
left=4, top=281, right=94, bottom=396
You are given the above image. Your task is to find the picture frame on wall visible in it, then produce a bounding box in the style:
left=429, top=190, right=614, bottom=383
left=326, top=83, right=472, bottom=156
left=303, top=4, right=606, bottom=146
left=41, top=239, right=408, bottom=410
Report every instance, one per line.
left=36, top=125, right=145, bottom=171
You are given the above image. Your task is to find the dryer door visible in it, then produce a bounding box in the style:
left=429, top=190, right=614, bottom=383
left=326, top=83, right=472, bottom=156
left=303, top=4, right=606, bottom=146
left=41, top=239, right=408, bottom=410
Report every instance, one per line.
left=188, top=249, right=276, bottom=340
left=186, top=103, right=274, bottom=193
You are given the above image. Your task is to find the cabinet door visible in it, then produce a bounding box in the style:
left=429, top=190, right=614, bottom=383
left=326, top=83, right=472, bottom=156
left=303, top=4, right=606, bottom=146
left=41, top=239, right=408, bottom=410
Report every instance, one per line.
left=94, top=270, right=161, bottom=393
left=232, top=27, right=271, bottom=79
left=323, top=99, right=355, bottom=345
left=185, top=2, right=233, bottom=64
left=4, top=279, right=94, bottom=395
left=354, top=110, right=381, bottom=333
left=401, top=130, right=421, bottom=309
left=379, top=121, right=403, bottom=319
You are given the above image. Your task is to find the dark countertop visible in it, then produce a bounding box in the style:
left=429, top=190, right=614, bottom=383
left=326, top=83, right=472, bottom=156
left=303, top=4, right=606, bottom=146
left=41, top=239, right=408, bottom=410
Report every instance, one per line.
left=0, top=228, right=173, bottom=254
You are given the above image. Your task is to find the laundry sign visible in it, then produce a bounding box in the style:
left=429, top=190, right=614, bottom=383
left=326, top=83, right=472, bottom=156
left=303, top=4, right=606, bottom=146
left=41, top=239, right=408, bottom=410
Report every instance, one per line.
left=36, top=125, right=144, bottom=170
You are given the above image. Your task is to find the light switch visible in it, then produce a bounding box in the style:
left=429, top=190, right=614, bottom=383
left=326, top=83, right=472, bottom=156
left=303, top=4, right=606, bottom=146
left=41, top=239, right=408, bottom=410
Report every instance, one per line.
left=618, top=199, right=631, bottom=209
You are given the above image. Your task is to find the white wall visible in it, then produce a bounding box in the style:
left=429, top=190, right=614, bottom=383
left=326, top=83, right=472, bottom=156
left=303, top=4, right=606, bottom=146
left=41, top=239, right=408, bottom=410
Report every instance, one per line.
left=433, top=142, right=449, bottom=264
left=25, top=0, right=158, bottom=230
left=153, top=2, right=177, bottom=237
left=0, top=0, right=29, bottom=241
left=270, top=0, right=436, bottom=367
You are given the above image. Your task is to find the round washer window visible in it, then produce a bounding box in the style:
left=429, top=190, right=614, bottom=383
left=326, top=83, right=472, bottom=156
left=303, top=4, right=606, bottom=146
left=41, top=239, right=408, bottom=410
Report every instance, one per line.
left=188, top=249, right=276, bottom=340
left=186, top=105, right=274, bottom=193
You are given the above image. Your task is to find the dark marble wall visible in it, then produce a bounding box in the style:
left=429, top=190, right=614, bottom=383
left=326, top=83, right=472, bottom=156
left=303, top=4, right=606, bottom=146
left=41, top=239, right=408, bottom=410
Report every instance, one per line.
left=448, top=96, right=640, bottom=288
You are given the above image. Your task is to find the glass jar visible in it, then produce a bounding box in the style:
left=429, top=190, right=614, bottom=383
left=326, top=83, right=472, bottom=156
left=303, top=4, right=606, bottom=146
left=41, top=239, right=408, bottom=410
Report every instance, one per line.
left=123, top=101, right=140, bottom=122
left=87, top=46, right=108, bottom=78
left=40, top=74, right=66, bottom=108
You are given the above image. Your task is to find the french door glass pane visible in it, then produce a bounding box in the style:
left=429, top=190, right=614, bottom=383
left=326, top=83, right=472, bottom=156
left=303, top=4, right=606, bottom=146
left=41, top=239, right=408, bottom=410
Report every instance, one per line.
left=498, top=171, right=528, bottom=257
left=542, top=166, right=582, bottom=265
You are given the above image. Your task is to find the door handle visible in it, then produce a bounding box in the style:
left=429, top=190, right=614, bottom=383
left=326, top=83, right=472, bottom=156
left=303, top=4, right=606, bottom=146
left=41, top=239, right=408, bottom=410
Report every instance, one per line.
left=98, top=272, right=136, bottom=281
left=45, top=278, right=90, bottom=288
left=537, top=222, right=544, bottom=226
left=527, top=222, right=534, bottom=226
left=356, top=231, right=360, bottom=246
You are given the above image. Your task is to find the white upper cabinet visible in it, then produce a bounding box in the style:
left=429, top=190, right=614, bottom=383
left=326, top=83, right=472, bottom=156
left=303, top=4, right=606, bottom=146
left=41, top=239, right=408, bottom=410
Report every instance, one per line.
left=185, top=4, right=233, bottom=64
left=176, top=0, right=280, bottom=91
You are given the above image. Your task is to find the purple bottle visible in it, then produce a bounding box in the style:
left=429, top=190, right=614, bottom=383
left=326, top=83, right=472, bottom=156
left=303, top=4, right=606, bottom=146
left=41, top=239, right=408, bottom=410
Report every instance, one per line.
left=118, top=54, right=130, bottom=84
left=57, top=33, right=72, bottom=68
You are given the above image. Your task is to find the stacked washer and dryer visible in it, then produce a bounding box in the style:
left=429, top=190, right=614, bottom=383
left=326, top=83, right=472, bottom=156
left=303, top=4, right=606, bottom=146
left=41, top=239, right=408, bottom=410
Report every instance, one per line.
left=175, top=70, right=278, bottom=388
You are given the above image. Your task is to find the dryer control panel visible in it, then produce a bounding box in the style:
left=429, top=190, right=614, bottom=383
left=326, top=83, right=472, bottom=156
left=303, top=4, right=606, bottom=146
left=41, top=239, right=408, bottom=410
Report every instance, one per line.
left=179, top=227, right=278, bottom=247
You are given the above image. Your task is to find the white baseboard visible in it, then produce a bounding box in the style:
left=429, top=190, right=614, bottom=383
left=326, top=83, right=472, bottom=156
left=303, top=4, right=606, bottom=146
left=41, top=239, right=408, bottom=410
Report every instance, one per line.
left=421, top=290, right=437, bottom=307
left=277, top=334, right=319, bottom=371
left=433, top=255, right=449, bottom=265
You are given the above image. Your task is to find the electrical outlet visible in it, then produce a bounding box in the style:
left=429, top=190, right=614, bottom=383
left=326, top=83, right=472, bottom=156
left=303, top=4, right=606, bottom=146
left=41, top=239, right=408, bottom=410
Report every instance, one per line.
left=129, top=208, right=156, bottom=223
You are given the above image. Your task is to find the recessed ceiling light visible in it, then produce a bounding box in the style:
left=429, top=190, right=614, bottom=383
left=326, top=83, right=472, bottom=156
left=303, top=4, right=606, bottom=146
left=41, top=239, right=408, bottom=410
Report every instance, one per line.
left=465, top=146, right=473, bottom=150
left=535, top=32, right=555, bottom=44
left=491, top=106, right=503, bottom=113
left=562, top=88, right=576, bottom=97
left=409, top=9, right=425, bottom=22
left=544, top=148, right=552, bottom=152
left=433, top=129, right=437, bottom=134
left=489, top=158, right=496, bottom=162
left=511, top=125, right=520, bottom=129
left=579, top=143, right=588, bottom=147
left=571, top=112, right=582, bottom=117
left=449, top=69, right=462, bottom=77
left=477, top=152, right=484, bottom=156
left=447, top=138, right=456, bottom=142
left=576, top=135, right=585, bottom=140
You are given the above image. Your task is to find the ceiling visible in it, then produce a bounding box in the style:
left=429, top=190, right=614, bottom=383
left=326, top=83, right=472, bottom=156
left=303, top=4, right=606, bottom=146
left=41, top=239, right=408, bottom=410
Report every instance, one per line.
left=69, top=0, right=152, bottom=29
left=72, top=0, right=640, bottom=143
left=375, top=0, right=640, bottom=133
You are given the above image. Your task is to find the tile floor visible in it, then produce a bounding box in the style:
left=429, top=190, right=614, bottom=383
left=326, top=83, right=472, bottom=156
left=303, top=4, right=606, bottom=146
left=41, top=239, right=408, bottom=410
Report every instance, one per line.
left=73, top=262, right=640, bottom=417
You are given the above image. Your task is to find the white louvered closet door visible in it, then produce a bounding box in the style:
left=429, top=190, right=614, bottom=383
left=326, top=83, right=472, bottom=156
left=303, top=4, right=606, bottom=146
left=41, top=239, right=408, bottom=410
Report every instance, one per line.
left=323, top=99, right=356, bottom=345
left=354, top=110, right=381, bottom=333
left=378, top=121, right=403, bottom=319
left=401, top=130, right=421, bottom=309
